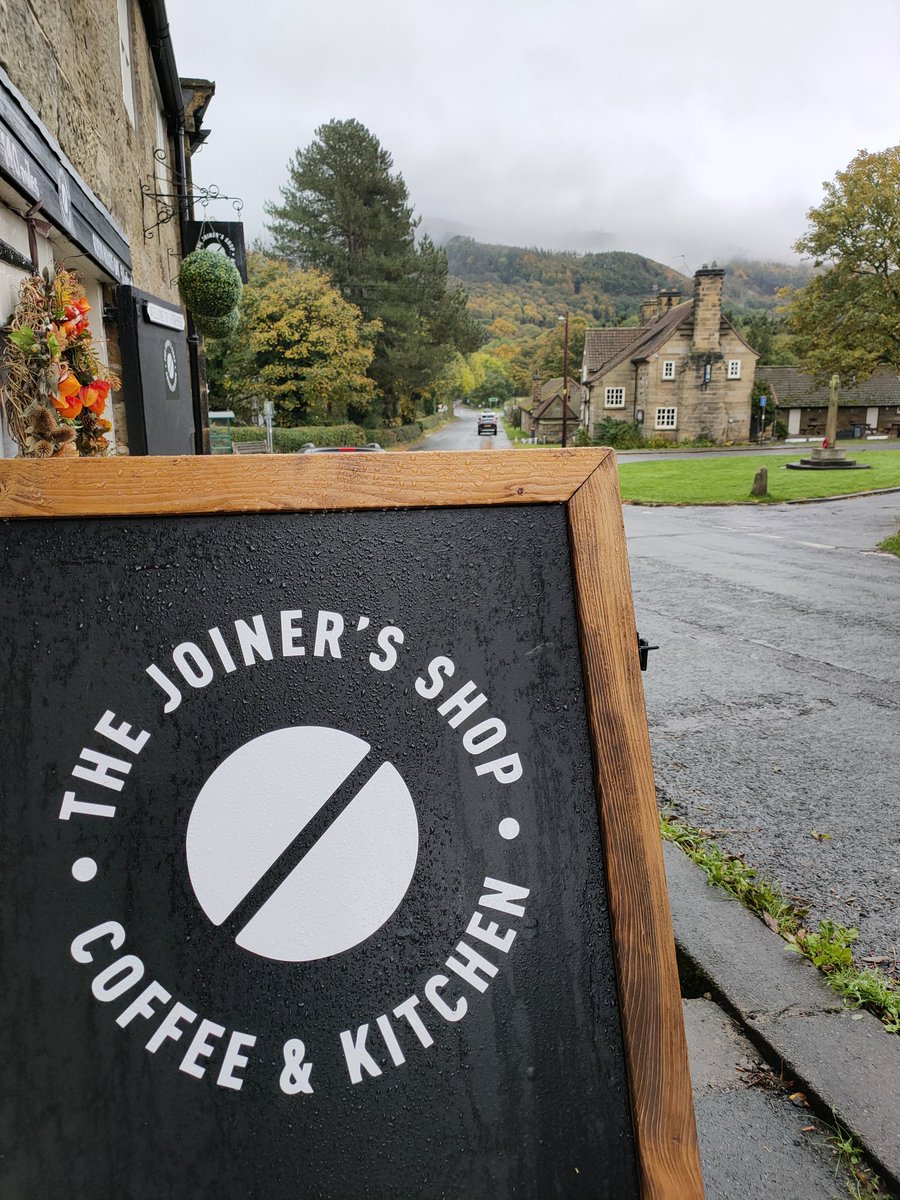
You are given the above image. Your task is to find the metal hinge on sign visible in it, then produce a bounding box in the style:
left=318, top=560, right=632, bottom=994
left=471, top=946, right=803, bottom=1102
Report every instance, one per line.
left=637, top=634, right=658, bottom=672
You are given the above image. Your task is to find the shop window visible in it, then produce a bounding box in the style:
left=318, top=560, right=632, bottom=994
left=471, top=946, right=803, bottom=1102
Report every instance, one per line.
left=655, top=407, right=677, bottom=430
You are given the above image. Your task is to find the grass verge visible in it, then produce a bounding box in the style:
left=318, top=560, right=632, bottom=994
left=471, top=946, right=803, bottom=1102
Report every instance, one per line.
left=659, top=812, right=900, bottom=1034
left=618, top=450, right=900, bottom=504
left=878, top=531, right=900, bottom=557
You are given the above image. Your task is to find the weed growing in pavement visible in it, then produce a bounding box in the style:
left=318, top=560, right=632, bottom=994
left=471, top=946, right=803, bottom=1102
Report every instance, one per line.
left=878, top=529, right=900, bottom=557
left=826, top=1120, right=890, bottom=1199
left=659, top=812, right=900, bottom=1034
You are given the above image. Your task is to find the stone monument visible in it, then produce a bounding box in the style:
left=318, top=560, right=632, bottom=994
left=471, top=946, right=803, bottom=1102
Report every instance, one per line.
left=786, top=375, right=870, bottom=470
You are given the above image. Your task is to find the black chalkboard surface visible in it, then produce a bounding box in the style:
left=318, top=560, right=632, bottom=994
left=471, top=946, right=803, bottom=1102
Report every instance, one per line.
left=0, top=452, right=701, bottom=1200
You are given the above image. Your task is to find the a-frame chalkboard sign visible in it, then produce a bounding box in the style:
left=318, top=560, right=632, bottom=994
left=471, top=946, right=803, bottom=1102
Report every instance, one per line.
left=0, top=450, right=702, bottom=1200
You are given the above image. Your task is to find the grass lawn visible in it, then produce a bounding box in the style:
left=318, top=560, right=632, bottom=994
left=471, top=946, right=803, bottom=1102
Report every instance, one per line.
left=617, top=450, right=900, bottom=505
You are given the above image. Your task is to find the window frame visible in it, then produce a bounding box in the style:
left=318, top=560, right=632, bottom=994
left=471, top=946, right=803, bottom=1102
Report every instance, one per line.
left=661, top=359, right=675, bottom=381
left=654, top=406, right=677, bottom=431
left=117, top=0, right=136, bottom=127
left=604, top=386, right=626, bottom=409
left=727, top=359, right=741, bottom=380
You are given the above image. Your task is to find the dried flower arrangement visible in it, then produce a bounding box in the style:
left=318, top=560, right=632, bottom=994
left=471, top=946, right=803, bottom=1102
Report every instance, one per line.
left=1, top=267, right=120, bottom=457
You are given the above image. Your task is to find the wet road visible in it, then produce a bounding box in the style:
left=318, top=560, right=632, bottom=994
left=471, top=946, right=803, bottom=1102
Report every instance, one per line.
left=627, top=494, right=900, bottom=958
left=413, top=406, right=513, bottom=451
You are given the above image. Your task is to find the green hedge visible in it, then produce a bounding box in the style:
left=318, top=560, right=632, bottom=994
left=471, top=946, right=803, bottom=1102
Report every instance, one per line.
left=231, top=426, right=267, bottom=442
left=229, top=421, right=426, bottom=451
left=273, top=424, right=365, bottom=452
left=230, top=424, right=366, bottom=450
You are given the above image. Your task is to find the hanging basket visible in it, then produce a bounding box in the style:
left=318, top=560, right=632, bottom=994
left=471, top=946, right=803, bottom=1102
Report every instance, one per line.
left=178, top=250, right=242, bottom=318
left=193, top=308, right=240, bottom=339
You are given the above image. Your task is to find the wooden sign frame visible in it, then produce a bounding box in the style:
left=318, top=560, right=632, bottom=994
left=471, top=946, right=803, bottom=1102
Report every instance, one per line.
left=0, top=449, right=702, bottom=1199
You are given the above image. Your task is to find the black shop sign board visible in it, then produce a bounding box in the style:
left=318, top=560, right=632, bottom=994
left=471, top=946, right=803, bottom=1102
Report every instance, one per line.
left=0, top=452, right=701, bottom=1199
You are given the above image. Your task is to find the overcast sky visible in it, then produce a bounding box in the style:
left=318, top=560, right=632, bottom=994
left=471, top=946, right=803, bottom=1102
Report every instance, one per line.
left=167, top=0, right=900, bottom=268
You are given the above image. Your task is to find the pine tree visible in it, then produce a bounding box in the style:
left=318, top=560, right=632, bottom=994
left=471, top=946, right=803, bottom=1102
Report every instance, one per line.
left=266, top=120, right=481, bottom=421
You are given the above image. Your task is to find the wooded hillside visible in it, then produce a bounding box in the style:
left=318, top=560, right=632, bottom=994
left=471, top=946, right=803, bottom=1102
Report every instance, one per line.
left=445, top=237, right=812, bottom=328
left=441, top=238, right=809, bottom=393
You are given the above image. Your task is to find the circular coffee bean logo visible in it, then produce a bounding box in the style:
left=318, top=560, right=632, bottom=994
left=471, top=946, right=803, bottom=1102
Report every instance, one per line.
left=185, top=726, right=419, bottom=963
left=163, top=339, right=178, bottom=393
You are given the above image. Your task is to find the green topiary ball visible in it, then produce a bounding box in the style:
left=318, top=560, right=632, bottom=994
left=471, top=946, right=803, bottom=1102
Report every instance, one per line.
left=193, top=307, right=240, bottom=339
left=178, top=250, right=243, bottom=317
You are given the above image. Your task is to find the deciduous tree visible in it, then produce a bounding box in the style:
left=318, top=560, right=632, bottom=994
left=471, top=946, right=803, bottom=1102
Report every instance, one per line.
left=787, top=146, right=900, bottom=380
left=205, top=253, right=378, bottom=425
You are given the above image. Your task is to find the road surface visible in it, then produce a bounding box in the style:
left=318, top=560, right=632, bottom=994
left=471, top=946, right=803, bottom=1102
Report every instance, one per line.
left=413, top=406, right=513, bottom=451
left=627, top=493, right=900, bottom=959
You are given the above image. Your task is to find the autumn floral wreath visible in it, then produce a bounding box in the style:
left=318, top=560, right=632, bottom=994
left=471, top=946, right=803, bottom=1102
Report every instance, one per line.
left=1, top=266, right=119, bottom=457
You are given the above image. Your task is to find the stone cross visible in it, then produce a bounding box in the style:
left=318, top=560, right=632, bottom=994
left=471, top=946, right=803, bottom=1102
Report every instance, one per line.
left=825, top=374, right=840, bottom=447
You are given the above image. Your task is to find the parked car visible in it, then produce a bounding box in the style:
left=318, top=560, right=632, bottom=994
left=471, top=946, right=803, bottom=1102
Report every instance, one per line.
left=297, top=443, right=384, bottom=453
left=477, top=412, right=498, bottom=436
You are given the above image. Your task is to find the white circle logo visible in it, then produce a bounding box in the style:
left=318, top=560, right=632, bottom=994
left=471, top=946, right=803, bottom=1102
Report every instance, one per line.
left=163, top=339, right=178, bottom=393
left=185, top=726, right=419, bottom=963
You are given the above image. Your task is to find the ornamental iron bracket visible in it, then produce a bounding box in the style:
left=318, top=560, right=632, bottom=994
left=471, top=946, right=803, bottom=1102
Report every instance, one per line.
left=141, top=149, right=244, bottom=243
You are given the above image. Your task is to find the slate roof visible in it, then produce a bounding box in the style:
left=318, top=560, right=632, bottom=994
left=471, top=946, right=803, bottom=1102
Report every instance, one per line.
left=583, top=329, right=637, bottom=374
left=584, top=302, right=694, bottom=382
left=757, top=367, right=900, bottom=408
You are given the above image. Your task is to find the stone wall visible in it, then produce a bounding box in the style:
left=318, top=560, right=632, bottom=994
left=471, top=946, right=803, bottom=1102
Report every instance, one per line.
left=643, top=323, right=755, bottom=442
left=585, top=317, right=756, bottom=442
left=0, top=0, right=181, bottom=303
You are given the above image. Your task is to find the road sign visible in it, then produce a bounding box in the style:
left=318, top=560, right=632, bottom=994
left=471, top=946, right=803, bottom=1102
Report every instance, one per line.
left=0, top=452, right=701, bottom=1199
left=759, top=395, right=767, bottom=408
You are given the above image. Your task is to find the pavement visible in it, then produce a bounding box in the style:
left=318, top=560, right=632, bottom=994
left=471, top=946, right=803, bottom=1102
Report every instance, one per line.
left=673, top=843, right=900, bottom=1198
left=412, top=416, right=900, bottom=1194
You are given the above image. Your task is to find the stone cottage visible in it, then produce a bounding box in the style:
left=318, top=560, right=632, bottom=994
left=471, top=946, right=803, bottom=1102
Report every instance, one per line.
left=580, top=268, right=758, bottom=443
left=522, top=374, right=582, bottom=442
left=0, top=0, right=216, bottom=456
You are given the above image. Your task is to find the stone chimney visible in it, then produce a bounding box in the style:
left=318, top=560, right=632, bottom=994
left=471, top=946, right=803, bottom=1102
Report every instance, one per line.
left=691, top=267, right=725, bottom=353
left=639, top=297, right=657, bottom=324
left=657, top=287, right=682, bottom=314
left=531, top=372, right=542, bottom=407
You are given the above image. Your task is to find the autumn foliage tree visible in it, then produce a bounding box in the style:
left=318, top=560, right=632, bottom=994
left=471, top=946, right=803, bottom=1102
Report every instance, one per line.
left=205, top=253, right=378, bottom=425
left=787, top=146, right=900, bottom=381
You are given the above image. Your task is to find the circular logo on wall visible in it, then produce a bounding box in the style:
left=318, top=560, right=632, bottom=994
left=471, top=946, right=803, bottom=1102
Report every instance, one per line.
left=185, top=726, right=419, bottom=962
left=163, top=339, right=178, bottom=393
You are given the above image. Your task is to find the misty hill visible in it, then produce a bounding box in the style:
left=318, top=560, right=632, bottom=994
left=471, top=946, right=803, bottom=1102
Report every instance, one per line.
left=445, top=237, right=812, bottom=332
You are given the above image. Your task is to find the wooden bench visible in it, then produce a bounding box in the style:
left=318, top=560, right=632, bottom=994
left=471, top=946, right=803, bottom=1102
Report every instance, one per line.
left=233, top=441, right=269, bottom=455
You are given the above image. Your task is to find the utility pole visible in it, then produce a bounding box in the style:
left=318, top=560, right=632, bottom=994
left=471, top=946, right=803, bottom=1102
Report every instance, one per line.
left=561, top=311, right=570, bottom=448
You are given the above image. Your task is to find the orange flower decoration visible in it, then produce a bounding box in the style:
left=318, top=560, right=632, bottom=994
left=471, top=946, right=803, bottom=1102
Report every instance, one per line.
left=57, top=372, right=82, bottom=399
left=52, top=395, right=84, bottom=419
left=81, top=379, right=110, bottom=414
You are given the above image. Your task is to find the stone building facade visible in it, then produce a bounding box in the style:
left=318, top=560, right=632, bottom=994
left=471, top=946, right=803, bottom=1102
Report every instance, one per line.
left=0, top=0, right=214, bottom=456
left=580, top=268, right=758, bottom=443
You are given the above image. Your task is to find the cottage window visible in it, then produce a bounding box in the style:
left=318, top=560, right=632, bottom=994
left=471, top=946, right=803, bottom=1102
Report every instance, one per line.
left=662, top=359, right=675, bottom=380
left=117, top=0, right=136, bottom=126
left=604, top=387, right=625, bottom=408
left=727, top=359, right=741, bottom=379
left=655, top=407, right=677, bottom=430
